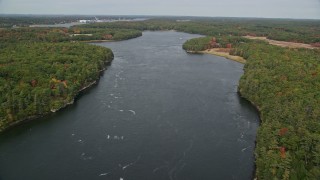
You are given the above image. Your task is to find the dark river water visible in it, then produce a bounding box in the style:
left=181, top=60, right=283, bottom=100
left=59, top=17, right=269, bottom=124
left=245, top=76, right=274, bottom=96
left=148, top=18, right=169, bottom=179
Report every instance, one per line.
left=0, top=31, right=259, bottom=180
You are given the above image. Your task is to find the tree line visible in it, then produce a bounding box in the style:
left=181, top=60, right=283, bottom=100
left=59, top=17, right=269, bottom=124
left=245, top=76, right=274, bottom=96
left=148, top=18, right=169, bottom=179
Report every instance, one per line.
left=0, top=27, right=142, bottom=43
left=76, top=18, right=320, bottom=44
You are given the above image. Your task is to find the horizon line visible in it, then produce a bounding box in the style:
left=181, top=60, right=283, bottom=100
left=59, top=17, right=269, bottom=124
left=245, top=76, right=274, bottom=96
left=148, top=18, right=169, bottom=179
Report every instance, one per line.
left=1, top=13, right=320, bottom=21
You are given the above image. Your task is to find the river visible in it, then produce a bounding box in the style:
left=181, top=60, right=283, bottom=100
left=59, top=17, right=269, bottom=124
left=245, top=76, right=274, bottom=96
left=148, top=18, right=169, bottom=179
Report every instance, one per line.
left=0, top=31, right=259, bottom=180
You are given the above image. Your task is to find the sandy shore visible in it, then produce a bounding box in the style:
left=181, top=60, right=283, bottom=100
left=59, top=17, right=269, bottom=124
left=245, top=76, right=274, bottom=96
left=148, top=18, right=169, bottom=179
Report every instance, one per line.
left=243, top=36, right=318, bottom=49
left=199, top=48, right=246, bottom=64
left=81, top=40, right=114, bottom=43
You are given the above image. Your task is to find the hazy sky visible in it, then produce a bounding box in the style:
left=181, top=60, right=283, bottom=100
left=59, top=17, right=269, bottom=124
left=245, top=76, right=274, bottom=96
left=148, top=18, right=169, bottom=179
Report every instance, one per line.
left=0, top=0, right=320, bottom=19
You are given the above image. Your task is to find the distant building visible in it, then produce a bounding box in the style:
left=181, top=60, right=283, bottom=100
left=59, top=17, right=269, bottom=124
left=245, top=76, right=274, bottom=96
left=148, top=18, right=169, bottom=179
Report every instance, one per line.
left=176, top=20, right=191, bottom=22
left=209, top=37, right=221, bottom=48
left=79, top=20, right=90, bottom=23
left=103, top=34, right=113, bottom=39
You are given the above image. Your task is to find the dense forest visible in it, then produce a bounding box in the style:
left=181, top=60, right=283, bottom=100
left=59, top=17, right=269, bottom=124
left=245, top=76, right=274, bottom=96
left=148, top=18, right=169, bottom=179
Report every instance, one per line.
left=1, top=16, right=320, bottom=179
left=236, top=41, right=320, bottom=179
left=0, top=42, right=113, bottom=132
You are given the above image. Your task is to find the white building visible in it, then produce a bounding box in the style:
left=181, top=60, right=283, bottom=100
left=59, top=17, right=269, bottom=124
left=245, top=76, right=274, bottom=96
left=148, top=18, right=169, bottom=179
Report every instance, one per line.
left=79, top=20, right=89, bottom=23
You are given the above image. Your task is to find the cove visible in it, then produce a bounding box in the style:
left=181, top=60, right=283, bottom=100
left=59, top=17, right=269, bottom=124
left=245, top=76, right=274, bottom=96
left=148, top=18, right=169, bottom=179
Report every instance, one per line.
left=0, top=31, right=259, bottom=180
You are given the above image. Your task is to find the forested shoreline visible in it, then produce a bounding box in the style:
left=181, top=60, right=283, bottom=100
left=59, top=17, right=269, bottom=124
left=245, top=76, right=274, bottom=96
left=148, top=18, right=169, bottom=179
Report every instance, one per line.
left=1, top=16, right=320, bottom=179
left=0, top=42, right=114, bottom=132
left=181, top=35, right=320, bottom=179
left=0, top=24, right=144, bottom=131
